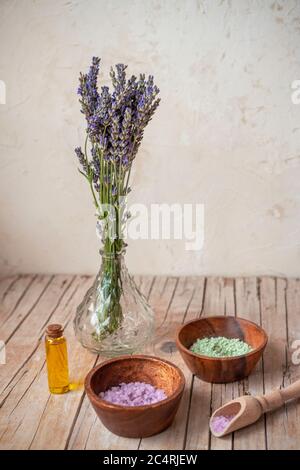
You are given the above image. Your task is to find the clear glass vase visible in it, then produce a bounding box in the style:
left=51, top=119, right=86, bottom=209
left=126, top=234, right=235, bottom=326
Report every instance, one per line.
left=74, top=249, right=154, bottom=356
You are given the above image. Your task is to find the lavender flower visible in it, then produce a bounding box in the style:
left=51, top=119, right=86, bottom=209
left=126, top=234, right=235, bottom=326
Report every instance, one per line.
left=75, top=57, right=160, bottom=206
left=78, top=57, right=101, bottom=118
left=74, top=147, right=87, bottom=174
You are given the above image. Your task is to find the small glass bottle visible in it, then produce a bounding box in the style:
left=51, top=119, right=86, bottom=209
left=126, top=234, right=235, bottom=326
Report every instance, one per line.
left=45, top=324, right=69, bottom=394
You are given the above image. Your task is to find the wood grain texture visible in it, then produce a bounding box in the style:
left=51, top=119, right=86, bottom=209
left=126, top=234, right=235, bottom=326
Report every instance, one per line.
left=139, top=276, right=204, bottom=450
left=0, top=274, right=299, bottom=450
left=233, top=278, right=266, bottom=450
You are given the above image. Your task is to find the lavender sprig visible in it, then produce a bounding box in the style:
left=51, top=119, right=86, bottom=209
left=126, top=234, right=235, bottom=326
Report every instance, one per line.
left=74, top=58, right=160, bottom=342
left=75, top=57, right=160, bottom=205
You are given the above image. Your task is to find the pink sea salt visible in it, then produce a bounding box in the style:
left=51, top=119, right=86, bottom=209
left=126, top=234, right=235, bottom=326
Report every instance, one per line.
left=99, top=381, right=167, bottom=406
left=210, top=415, right=235, bottom=434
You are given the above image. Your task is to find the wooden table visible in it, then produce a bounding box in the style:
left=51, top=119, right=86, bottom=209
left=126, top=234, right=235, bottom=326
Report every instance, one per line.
left=0, top=274, right=299, bottom=450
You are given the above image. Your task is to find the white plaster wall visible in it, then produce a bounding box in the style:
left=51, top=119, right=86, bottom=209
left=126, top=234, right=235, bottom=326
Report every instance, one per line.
left=1, top=0, right=300, bottom=276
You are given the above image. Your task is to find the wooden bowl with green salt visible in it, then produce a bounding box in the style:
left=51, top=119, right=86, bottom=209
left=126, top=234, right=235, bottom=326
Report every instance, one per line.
left=176, top=316, right=268, bottom=383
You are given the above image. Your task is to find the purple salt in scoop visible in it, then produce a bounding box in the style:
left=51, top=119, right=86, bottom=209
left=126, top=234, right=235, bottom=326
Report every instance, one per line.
left=210, top=415, right=235, bottom=435
left=100, top=381, right=167, bottom=406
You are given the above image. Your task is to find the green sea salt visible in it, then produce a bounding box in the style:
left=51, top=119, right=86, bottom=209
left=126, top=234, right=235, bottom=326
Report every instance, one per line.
left=190, top=336, right=252, bottom=358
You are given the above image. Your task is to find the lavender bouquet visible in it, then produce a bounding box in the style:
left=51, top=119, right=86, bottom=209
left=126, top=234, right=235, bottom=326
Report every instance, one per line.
left=74, top=58, right=160, bottom=349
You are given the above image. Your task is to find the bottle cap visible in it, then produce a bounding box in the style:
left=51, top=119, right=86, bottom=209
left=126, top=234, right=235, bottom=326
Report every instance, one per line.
left=46, top=324, right=64, bottom=338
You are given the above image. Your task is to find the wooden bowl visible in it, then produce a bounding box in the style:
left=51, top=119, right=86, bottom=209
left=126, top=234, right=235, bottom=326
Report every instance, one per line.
left=176, top=316, right=268, bottom=383
left=85, top=354, right=185, bottom=438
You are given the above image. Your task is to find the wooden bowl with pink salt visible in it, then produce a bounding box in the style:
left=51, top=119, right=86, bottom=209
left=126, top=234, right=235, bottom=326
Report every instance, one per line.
left=85, top=354, right=185, bottom=438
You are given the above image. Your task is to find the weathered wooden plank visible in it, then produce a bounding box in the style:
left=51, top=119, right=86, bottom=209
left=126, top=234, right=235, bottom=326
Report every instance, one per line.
left=184, top=377, right=211, bottom=450
left=0, top=275, right=34, bottom=329
left=0, top=275, right=53, bottom=343
left=0, top=275, right=20, bottom=305
left=233, top=277, right=266, bottom=450
left=284, top=279, right=300, bottom=449
left=0, top=274, right=21, bottom=303
left=186, top=277, right=230, bottom=450
left=261, top=277, right=292, bottom=450
left=140, top=276, right=205, bottom=450
left=183, top=278, right=213, bottom=451
left=202, top=277, right=235, bottom=316
left=0, top=276, right=92, bottom=450
left=184, top=276, right=206, bottom=320
left=205, top=277, right=235, bottom=450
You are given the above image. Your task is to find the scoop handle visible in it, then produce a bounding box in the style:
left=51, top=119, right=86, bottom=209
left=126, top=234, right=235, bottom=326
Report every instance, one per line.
left=280, top=379, right=300, bottom=402
left=257, top=379, right=300, bottom=413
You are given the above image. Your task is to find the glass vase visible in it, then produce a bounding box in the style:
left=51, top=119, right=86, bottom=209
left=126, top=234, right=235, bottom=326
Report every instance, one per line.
left=74, top=249, right=154, bottom=356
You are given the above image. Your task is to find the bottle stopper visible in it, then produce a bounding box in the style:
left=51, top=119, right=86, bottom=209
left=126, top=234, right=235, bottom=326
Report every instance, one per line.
left=46, top=324, right=64, bottom=338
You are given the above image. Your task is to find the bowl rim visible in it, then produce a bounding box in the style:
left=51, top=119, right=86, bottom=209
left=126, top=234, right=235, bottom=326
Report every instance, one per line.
left=176, top=315, right=268, bottom=361
left=84, top=354, right=186, bottom=411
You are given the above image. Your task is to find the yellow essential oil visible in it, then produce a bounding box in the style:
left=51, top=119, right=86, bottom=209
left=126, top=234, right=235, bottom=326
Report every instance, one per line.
left=45, top=324, right=69, bottom=394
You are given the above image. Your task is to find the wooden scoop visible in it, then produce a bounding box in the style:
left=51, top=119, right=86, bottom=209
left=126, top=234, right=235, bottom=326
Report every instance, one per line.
left=210, top=379, right=300, bottom=437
